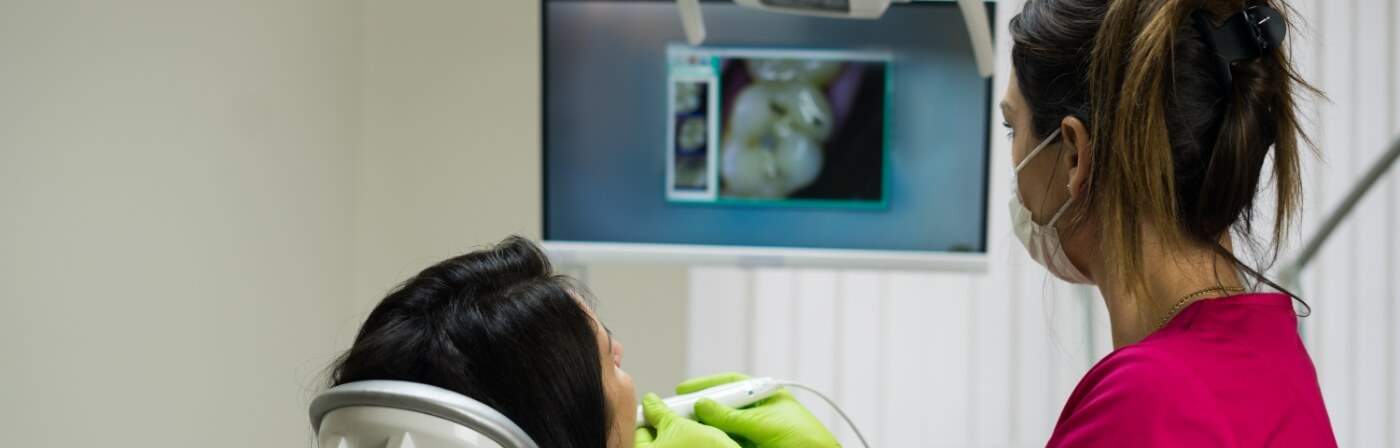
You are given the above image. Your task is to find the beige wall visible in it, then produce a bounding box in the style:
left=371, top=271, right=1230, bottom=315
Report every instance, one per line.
left=0, top=1, right=360, bottom=446
left=353, top=0, right=542, bottom=313
left=0, top=0, right=698, bottom=444
left=354, top=0, right=691, bottom=405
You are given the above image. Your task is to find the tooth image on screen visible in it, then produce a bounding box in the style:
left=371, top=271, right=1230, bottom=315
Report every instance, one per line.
left=675, top=82, right=702, bottom=114
left=675, top=158, right=707, bottom=189
left=721, top=61, right=838, bottom=199
left=672, top=80, right=711, bottom=192
left=747, top=59, right=844, bottom=84
left=679, top=117, right=707, bottom=151
left=674, top=116, right=710, bottom=190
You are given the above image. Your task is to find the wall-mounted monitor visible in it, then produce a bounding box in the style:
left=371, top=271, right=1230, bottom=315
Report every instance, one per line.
left=542, top=0, right=995, bottom=271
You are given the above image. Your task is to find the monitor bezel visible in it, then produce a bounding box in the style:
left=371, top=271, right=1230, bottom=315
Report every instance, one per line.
left=540, top=0, right=996, bottom=271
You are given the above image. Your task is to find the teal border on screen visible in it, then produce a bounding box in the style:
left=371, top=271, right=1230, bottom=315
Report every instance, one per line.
left=666, top=49, right=893, bottom=211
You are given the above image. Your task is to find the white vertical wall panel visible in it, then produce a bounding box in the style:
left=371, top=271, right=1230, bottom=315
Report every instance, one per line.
left=971, top=268, right=1012, bottom=448
left=1311, top=0, right=1357, bottom=445
left=684, top=0, right=1400, bottom=445
left=1387, top=4, right=1399, bottom=448
left=751, top=270, right=798, bottom=380
left=1009, top=274, right=1050, bottom=447
left=1390, top=3, right=1400, bottom=446
left=1302, top=0, right=1400, bottom=446
left=833, top=271, right=885, bottom=447
left=1294, top=0, right=1325, bottom=364
left=924, top=273, right=974, bottom=447
left=687, top=267, right=752, bottom=377
left=1349, top=0, right=1392, bottom=445
left=792, top=270, right=839, bottom=428
left=880, top=273, right=944, bottom=446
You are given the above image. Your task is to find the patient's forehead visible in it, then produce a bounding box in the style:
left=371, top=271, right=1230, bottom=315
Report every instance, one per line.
left=568, top=289, right=605, bottom=330
left=567, top=289, right=592, bottom=313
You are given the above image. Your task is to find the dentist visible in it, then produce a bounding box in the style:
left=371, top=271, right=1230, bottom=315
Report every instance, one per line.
left=666, top=0, right=1337, bottom=446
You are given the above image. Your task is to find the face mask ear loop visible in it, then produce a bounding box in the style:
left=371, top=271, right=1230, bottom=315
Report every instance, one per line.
left=1014, top=128, right=1070, bottom=225
left=1014, top=129, right=1062, bottom=172
left=1046, top=195, right=1075, bottom=227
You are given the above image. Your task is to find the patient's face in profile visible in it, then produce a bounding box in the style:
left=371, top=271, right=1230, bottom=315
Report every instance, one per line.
left=576, top=292, right=636, bottom=448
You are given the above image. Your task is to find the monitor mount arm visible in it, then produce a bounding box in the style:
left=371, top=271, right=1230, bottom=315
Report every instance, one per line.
left=1282, top=136, right=1400, bottom=291
left=677, top=0, right=996, bottom=78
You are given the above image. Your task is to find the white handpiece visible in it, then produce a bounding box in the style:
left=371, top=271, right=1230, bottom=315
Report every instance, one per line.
left=635, top=377, right=781, bottom=427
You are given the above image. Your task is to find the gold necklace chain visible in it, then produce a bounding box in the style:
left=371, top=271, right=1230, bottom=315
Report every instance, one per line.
left=1155, top=286, right=1246, bottom=331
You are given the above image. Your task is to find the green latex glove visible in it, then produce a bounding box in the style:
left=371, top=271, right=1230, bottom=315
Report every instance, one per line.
left=678, top=373, right=841, bottom=448
left=635, top=393, right=742, bottom=448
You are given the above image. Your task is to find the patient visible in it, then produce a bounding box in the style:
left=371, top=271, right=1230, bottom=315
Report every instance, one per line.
left=327, top=236, right=635, bottom=447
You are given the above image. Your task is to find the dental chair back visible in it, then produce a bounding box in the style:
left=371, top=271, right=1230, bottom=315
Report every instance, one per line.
left=310, top=380, right=539, bottom=448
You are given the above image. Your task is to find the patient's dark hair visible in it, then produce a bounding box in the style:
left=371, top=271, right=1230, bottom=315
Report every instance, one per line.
left=328, top=236, right=610, bottom=447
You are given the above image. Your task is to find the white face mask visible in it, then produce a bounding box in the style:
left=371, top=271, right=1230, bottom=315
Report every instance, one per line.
left=1009, top=129, right=1094, bottom=284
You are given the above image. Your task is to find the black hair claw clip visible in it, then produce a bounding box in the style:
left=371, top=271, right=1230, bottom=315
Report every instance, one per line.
left=1191, top=5, right=1288, bottom=86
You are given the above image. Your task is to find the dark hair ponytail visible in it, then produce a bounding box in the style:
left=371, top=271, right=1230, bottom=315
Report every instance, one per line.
left=1011, top=0, right=1320, bottom=305
left=1199, top=3, right=1315, bottom=249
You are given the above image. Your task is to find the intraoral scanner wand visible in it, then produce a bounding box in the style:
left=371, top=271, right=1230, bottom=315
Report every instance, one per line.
left=635, top=377, right=781, bottom=427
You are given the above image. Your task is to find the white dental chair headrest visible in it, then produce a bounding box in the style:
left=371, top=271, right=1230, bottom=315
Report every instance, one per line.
left=310, top=380, right=540, bottom=448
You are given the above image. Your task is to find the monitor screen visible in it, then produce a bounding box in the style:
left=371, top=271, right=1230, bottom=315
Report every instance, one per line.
left=543, top=0, right=995, bottom=269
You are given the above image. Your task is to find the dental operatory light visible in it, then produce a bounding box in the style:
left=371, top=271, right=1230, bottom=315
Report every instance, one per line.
left=675, top=0, right=997, bottom=78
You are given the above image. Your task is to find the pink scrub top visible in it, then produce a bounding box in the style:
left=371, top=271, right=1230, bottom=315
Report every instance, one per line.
left=1046, top=293, right=1337, bottom=447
